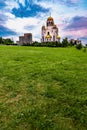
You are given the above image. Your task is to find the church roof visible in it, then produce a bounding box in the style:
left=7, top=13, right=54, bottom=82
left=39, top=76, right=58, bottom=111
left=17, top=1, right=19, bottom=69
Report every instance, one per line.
left=42, top=25, right=45, bottom=30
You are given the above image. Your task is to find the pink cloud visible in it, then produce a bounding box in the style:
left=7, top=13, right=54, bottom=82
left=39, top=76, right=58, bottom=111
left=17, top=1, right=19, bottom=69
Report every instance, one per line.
left=61, top=28, right=87, bottom=39
left=70, top=0, right=80, bottom=3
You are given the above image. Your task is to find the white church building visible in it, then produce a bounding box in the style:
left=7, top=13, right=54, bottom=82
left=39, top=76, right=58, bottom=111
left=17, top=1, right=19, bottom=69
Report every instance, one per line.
left=41, top=16, right=60, bottom=42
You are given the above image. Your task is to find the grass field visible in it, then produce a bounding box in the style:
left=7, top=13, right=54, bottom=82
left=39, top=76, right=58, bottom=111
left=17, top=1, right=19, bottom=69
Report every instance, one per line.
left=0, top=46, right=87, bottom=130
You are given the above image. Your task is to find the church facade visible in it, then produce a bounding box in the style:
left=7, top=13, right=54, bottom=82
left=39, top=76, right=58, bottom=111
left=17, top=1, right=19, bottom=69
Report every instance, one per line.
left=41, top=16, right=60, bottom=43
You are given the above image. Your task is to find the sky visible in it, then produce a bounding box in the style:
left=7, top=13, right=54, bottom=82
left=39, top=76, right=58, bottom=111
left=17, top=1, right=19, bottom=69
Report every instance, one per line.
left=0, top=0, right=87, bottom=44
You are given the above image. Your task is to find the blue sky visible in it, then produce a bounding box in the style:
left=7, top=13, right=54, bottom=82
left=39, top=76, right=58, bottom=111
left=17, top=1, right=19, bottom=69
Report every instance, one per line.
left=0, top=0, right=87, bottom=43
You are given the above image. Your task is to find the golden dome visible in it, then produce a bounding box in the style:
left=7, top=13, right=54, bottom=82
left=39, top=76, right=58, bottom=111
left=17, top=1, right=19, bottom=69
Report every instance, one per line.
left=47, top=16, right=54, bottom=26
left=56, top=35, right=61, bottom=39
left=45, top=34, right=52, bottom=39
left=47, top=16, right=54, bottom=21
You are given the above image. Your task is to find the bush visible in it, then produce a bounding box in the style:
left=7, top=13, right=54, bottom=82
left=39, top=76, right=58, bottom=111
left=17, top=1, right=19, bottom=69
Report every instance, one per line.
left=76, top=43, right=82, bottom=50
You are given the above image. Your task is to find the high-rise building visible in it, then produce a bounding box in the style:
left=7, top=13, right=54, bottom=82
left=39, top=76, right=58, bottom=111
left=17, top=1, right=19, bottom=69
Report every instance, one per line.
left=24, top=33, right=32, bottom=44
left=19, top=33, right=32, bottom=45
left=19, top=36, right=25, bottom=45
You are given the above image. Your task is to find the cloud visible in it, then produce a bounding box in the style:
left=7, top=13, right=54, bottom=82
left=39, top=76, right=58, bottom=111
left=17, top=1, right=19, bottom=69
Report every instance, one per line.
left=5, top=15, right=46, bottom=42
left=0, top=0, right=6, bottom=9
left=24, top=25, right=36, bottom=30
left=12, top=1, right=50, bottom=18
left=65, top=16, right=87, bottom=30
left=0, top=0, right=87, bottom=43
left=45, top=0, right=80, bottom=7
left=61, top=16, right=87, bottom=43
left=5, top=0, right=19, bottom=10
left=0, top=25, right=17, bottom=37
left=0, top=14, right=8, bottom=25
left=79, top=37, right=87, bottom=45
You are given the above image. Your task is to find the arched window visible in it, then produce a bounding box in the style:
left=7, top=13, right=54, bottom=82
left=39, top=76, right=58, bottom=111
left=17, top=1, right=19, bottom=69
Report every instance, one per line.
left=48, top=32, right=50, bottom=35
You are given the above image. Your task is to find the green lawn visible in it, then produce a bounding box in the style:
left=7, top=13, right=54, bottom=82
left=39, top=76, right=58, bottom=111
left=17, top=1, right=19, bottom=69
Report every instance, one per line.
left=0, top=46, right=87, bottom=130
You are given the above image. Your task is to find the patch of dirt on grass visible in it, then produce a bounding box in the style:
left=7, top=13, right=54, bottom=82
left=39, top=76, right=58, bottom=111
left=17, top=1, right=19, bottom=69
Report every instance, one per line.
left=5, top=94, right=22, bottom=104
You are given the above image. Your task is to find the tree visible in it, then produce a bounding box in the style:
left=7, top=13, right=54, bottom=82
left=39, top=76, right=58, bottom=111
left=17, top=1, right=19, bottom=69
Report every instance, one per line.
left=0, top=37, right=3, bottom=44
left=62, top=38, right=69, bottom=47
left=4, top=38, right=13, bottom=45
left=69, top=39, right=76, bottom=46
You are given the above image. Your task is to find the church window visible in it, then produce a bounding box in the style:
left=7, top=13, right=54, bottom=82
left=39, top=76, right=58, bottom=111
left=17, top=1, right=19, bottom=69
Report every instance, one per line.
left=47, top=22, right=49, bottom=26
left=48, top=32, right=50, bottom=35
left=53, top=35, right=55, bottom=41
